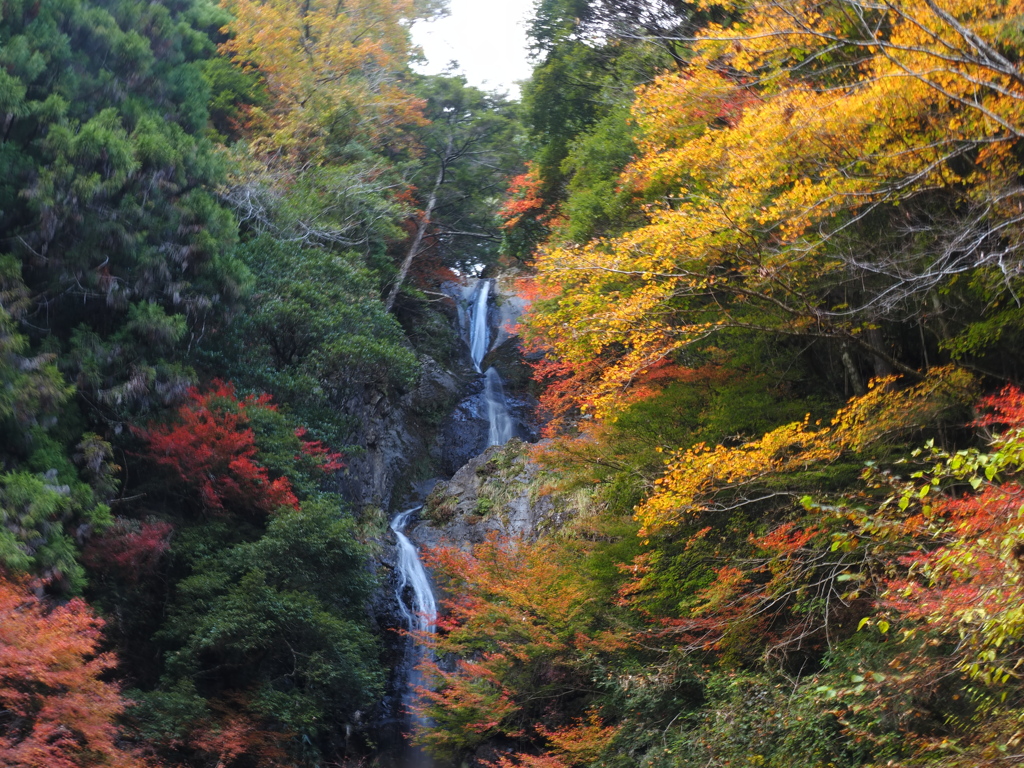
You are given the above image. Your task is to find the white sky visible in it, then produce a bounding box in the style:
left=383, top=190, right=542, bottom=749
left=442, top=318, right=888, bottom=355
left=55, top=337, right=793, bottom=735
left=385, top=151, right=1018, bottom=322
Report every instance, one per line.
left=411, top=0, right=536, bottom=98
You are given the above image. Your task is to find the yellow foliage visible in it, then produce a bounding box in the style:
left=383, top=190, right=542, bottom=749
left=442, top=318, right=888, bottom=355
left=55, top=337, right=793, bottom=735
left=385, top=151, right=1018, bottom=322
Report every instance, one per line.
left=220, top=0, right=431, bottom=158
left=636, top=367, right=978, bottom=538
left=526, top=0, right=1024, bottom=418
left=636, top=417, right=838, bottom=539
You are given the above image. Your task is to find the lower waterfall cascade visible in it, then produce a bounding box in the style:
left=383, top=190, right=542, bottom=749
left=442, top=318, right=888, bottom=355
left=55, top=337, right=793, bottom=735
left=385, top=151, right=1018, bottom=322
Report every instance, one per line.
left=484, top=367, right=514, bottom=446
left=390, top=505, right=437, bottom=752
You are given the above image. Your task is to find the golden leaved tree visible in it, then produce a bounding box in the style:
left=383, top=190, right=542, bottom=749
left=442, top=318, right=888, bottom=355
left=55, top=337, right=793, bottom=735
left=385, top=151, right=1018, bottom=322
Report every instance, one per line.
left=220, top=0, right=438, bottom=158
left=527, top=0, right=1024, bottom=418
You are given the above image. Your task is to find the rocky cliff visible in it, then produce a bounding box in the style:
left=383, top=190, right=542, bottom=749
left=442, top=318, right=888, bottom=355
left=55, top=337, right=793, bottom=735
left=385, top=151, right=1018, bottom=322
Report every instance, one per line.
left=407, top=439, right=578, bottom=552
left=337, top=353, right=463, bottom=512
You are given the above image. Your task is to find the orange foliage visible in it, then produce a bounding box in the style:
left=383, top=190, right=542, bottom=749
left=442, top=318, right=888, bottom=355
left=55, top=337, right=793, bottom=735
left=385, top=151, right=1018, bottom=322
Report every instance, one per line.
left=409, top=247, right=460, bottom=291
left=636, top=416, right=839, bottom=539
left=485, top=710, right=619, bottom=768
left=621, top=368, right=978, bottom=663
left=528, top=349, right=610, bottom=437
left=188, top=701, right=289, bottom=768
left=498, top=164, right=547, bottom=231
left=413, top=538, right=627, bottom=758
left=975, top=385, right=1024, bottom=430
left=0, top=572, right=145, bottom=768
left=537, top=709, right=619, bottom=765
left=294, top=426, right=345, bottom=472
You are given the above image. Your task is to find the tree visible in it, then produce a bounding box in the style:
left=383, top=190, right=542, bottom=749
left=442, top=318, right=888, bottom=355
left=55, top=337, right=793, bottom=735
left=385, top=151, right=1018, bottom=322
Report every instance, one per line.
left=1, top=0, right=247, bottom=420
left=219, top=0, right=438, bottom=161
left=415, top=538, right=627, bottom=761
left=209, top=235, right=420, bottom=445
left=217, top=0, right=439, bottom=279
left=524, top=0, right=1024, bottom=418
left=872, top=386, right=1024, bottom=695
left=136, top=380, right=298, bottom=516
left=136, top=500, right=384, bottom=766
left=0, top=571, right=144, bottom=768
left=384, top=75, right=524, bottom=311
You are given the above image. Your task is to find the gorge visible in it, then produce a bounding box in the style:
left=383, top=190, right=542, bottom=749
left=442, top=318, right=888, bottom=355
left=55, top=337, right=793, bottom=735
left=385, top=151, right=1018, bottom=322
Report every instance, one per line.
left=385, top=275, right=528, bottom=760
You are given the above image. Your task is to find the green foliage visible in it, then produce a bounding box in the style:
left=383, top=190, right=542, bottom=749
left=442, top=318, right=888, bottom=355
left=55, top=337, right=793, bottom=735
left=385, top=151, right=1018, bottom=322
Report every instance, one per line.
left=0, top=0, right=246, bottom=419
left=522, top=43, right=606, bottom=203
left=517, top=0, right=691, bottom=250
left=0, top=299, right=71, bottom=428
left=397, top=291, right=463, bottom=367
left=0, top=463, right=112, bottom=592
left=652, top=672, right=868, bottom=768
left=207, top=235, right=419, bottom=444
left=200, top=56, right=268, bottom=141
left=559, top=105, right=641, bottom=242
left=139, top=499, right=383, bottom=761
left=276, top=162, right=409, bottom=248
left=423, top=484, right=458, bottom=525
left=378, top=72, right=528, bottom=308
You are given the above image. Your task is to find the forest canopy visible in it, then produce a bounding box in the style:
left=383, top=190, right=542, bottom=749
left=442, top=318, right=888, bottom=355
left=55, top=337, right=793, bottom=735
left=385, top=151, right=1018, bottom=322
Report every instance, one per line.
left=5, top=0, right=1024, bottom=766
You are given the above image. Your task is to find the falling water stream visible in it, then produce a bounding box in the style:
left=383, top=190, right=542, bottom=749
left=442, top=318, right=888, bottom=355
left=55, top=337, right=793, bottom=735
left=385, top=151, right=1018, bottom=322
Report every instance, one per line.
left=485, top=368, right=514, bottom=446
left=390, top=506, right=437, bottom=717
left=388, top=506, right=436, bottom=767
left=469, top=279, right=491, bottom=373
left=387, top=277, right=518, bottom=763
left=469, top=279, right=515, bottom=444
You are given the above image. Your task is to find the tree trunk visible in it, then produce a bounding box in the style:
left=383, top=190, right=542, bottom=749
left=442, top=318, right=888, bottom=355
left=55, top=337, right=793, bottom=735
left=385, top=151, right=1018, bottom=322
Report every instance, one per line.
left=384, top=144, right=450, bottom=313
left=866, top=326, right=894, bottom=379
left=841, top=344, right=867, bottom=396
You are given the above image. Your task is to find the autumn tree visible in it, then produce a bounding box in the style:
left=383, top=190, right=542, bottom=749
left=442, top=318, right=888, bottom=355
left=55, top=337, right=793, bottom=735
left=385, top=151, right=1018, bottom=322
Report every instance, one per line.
left=217, top=0, right=438, bottom=262
left=0, top=571, right=144, bottom=768
left=102, top=378, right=383, bottom=766
left=524, top=0, right=1024, bottom=418
left=415, top=538, right=628, bottom=761
left=384, top=75, right=524, bottom=310
left=822, top=385, right=1024, bottom=762
left=137, top=381, right=299, bottom=517
left=219, top=0, right=438, bottom=160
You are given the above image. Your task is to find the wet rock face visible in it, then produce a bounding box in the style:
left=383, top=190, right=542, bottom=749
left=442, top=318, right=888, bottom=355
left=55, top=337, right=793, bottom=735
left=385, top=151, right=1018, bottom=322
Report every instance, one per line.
left=491, top=273, right=530, bottom=351
left=338, top=354, right=461, bottom=511
left=435, top=384, right=490, bottom=477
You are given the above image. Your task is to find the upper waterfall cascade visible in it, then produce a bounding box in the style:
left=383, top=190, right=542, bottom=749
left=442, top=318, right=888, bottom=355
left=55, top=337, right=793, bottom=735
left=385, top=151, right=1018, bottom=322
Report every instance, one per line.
left=467, top=279, right=515, bottom=447
left=469, top=280, right=490, bottom=372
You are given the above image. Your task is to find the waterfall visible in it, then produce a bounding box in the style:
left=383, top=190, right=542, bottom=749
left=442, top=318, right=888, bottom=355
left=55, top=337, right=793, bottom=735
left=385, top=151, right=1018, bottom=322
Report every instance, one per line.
left=469, top=280, right=491, bottom=371
left=382, top=276, right=526, bottom=763
left=484, top=368, right=514, bottom=446
left=467, top=279, right=515, bottom=447
left=391, top=507, right=437, bottom=637
left=390, top=507, right=437, bottom=759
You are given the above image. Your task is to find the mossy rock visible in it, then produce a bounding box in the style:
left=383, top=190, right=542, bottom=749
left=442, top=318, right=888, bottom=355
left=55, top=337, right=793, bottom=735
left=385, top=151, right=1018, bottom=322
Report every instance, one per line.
left=423, top=483, right=458, bottom=525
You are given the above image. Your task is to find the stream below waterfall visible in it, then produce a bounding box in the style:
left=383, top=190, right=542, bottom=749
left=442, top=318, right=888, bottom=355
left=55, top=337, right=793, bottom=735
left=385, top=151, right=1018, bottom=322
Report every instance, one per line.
left=385, top=278, right=521, bottom=765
